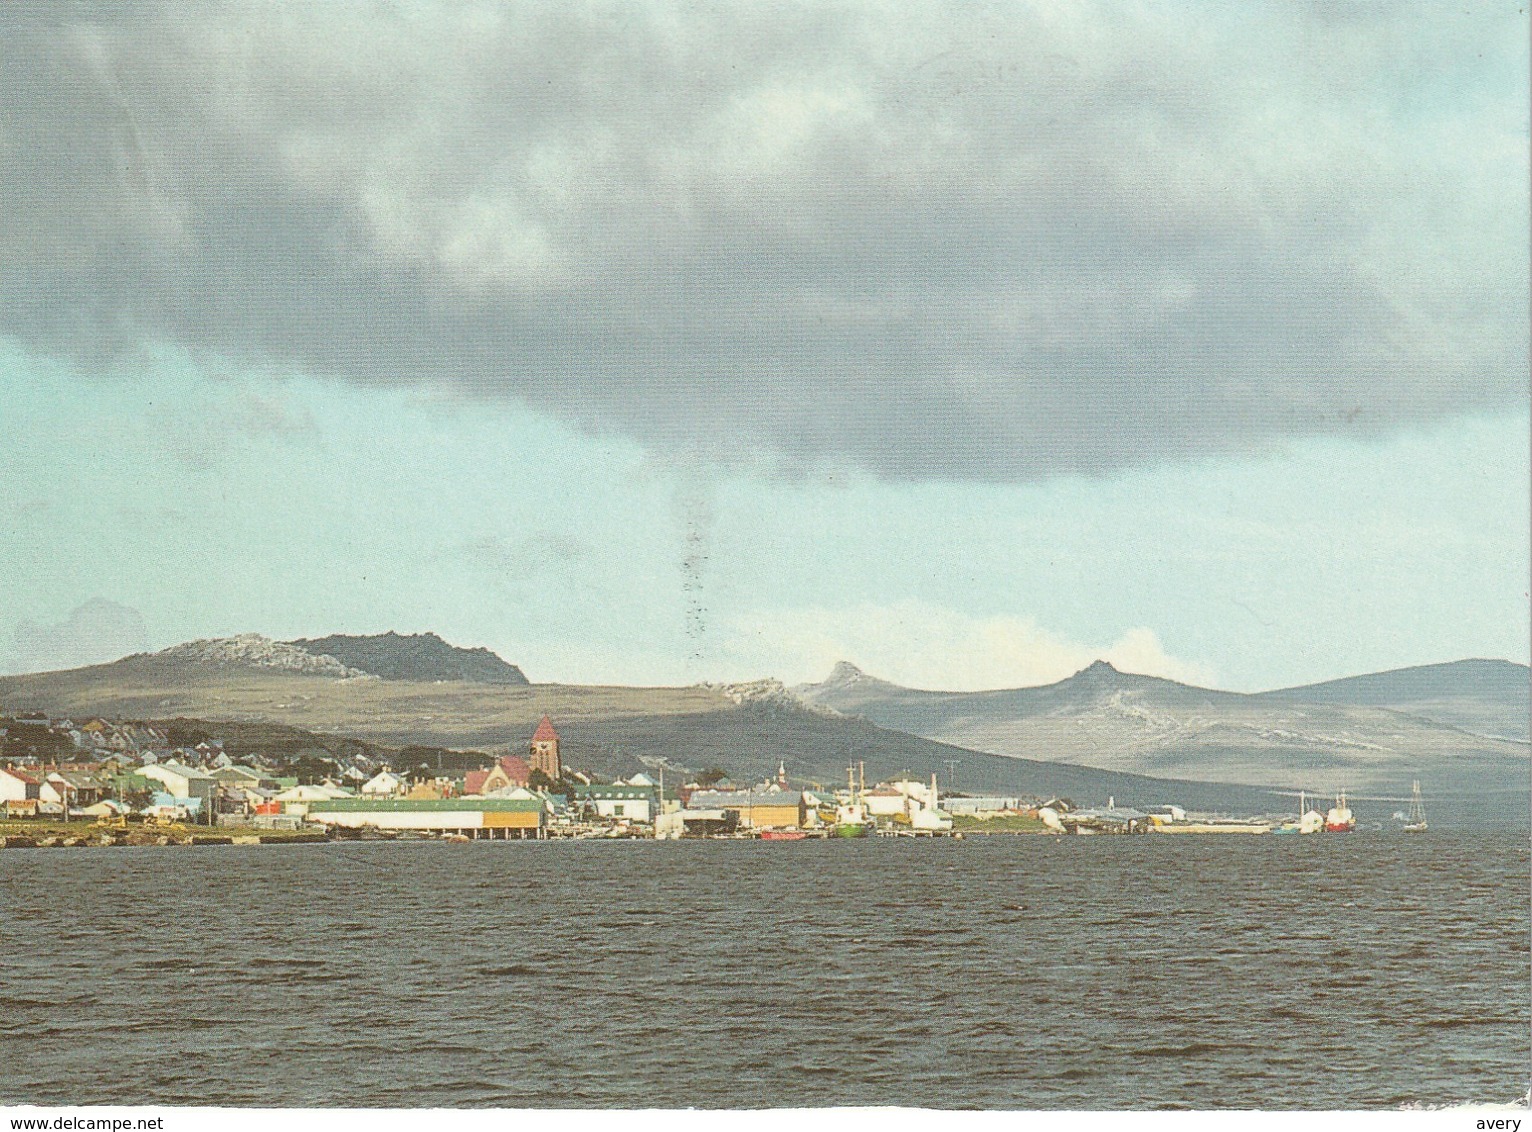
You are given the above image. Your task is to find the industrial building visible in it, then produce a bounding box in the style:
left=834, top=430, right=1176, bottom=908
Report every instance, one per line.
left=685, top=788, right=804, bottom=830
left=306, top=797, right=548, bottom=838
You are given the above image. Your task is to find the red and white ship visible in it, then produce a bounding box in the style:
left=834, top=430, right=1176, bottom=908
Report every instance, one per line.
left=1325, top=790, right=1356, bottom=833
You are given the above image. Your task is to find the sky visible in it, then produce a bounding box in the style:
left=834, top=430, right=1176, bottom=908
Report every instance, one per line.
left=1, top=2, right=1527, bottom=692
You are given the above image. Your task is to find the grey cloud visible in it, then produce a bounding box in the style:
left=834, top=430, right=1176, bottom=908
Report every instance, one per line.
left=7, top=598, right=150, bottom=675
left=0, top=2, right=1524, bottom=482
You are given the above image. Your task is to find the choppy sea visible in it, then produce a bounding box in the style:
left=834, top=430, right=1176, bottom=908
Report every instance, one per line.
left=1, top=833, right=1527, bottom=1109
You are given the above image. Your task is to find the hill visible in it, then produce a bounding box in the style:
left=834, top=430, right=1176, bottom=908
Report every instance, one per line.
left=0, top=652, right=1298, bottom=815
left=287, top=631, right=529, bottom=685
left=793, top=660, right=1529, bottom=799
left=2, top=643, right=1526, bottom=824
left=1263, top=659, right=1529, bottom=743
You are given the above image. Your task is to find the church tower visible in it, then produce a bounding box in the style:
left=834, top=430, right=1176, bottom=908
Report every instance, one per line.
left=529, top=715, right=561, bottom=780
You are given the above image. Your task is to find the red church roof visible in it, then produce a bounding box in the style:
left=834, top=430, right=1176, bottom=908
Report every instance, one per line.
left=498, top=754, right=531, bottom=784
left=531, top=716, right=558, bottom=742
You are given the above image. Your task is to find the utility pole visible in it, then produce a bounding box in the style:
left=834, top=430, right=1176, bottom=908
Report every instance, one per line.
left=944, top=759, right=959, bottom=793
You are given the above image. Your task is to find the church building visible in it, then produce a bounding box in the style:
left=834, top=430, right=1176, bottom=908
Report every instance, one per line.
left=529, top=715, right=561, bottom=780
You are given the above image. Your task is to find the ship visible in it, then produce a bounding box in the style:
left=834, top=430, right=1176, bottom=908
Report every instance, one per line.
left=832, top=762, right=871, bottom=838
left=1274, top=790, right=1326, bottom=835
left=1324, top=790, right=1356, bottom=833
left=1402, top=780, right=1428, bottom=833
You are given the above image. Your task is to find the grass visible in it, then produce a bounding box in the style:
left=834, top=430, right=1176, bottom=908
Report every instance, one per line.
left=951, top=813, right=1052, bottom=833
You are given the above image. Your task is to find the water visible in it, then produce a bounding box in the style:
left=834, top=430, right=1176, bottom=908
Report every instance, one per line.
left=1, top=833, right=1526, bottom=1109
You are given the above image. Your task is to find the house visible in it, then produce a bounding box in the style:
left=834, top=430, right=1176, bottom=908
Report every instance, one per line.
left=360, top=770, right=403, bottom=796
left=218, top=785, right=256, bottom=817
left=942, top=796, right=1025, bottom=816
left=863, top=785, right=913, bottom=818
left=146, top=792, right=203, bottom=821
left=571, top=784, right=657, bottom=823
left=40, top=771, right=109, bottom=809
left=212, top=765, right=268, bottom=789
left=139, top=762, right=218, bottom=808
left=529, top=716, right=561, bottom=780
left=463, top=753, right=530, bottom=796
left=80, top=799, right=130, bottom=818
left=686, top=788, right=803, bottom=830
left=0, top=767, right=41, bottom=803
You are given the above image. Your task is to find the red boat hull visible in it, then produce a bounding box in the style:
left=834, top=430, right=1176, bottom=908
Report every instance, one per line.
left=759, top=830, right=808, bottom=840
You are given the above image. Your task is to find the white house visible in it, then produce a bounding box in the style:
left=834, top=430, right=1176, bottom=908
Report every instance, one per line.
left=360, top=770, right=402, bottom=796
left=139, top=762, right=216, bottom=800
left=0, top=767, right=41, bottom=803
left=863, top=785, right=914, bottom=818
left=40, top=771, right=108, bottom=809
left=572, top=784, right=656, bottom=823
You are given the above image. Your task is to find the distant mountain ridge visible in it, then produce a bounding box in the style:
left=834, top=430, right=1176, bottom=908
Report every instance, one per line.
left=1264, top=658, right=1529, bottom=743
left=287, top=632, right=529, bottom=685
left=794, top=658, right=1529, bottom=796
left=0, top=644, right=1527, bottom=823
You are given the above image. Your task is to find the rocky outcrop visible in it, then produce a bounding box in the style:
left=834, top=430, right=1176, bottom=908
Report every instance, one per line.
left=155, top=634, right=374, bottom=679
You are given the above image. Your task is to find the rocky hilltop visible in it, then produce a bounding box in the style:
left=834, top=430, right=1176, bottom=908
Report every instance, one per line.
left=700, top=677, right=840, bottom=715
left=143, top=630, right=529, bottom=684
left=154, top=634, right=373, bottom=679
left=286, top=631, right=529, bottom=685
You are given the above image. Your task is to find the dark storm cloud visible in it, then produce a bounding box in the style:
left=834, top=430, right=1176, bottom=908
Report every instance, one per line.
left=1, top=2, right=1524, bottom=481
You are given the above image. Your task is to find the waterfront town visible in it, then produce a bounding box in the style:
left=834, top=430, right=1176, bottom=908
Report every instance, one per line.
left=0, top=710, right=1344, bottom=846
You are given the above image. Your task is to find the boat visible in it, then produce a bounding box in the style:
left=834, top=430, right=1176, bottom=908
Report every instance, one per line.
left=1403, top=780, right=1427, bottom=833
left=1324, top=790, right=1356, bottom=833
left=1275, top=790, right=1327, bottom=835
left=831, top=762, right=871, bottom=838
left=1298, top=790, right=1326, bottom=834
left=759, top=829, right=808, bottom=841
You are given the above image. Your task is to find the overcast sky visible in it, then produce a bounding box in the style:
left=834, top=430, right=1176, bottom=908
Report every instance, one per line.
left=1, top=2, right=1527, bottom=690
